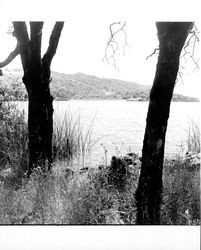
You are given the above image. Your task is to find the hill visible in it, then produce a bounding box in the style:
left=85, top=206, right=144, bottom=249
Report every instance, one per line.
left=0, top=69, right=199, bottom=102
left=50, top=71, right=151, bottom=100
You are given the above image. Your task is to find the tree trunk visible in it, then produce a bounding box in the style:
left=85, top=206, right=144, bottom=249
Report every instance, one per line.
left=23, top=68, right=54, bottom=175
left=0, top=22, right=64, bottom=176
left=135, top=22, right=193, bottom=225
left=28, top=96, right=53, bottom=173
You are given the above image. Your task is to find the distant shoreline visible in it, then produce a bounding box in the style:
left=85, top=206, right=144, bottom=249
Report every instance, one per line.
left=14, top=98, right=200, bottom=102
left=53, top=98, right=200, bottom=102
left=2, top=70, right=199, bottom=102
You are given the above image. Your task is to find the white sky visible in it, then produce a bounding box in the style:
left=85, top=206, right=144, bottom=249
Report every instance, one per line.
left=0, top=0, right=200, bottom=99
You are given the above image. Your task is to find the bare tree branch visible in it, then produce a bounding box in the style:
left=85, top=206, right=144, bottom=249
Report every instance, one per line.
left=0, top=43, right=20, bottom=69
left=42, top=22, right=64, bottom=68
left=177, top=71, right=184, bottom=85
left=6, top=24, right=14, bottom=35
left=176, top=22, right=199, bottom=86
left=147, top=22, right=199, bottom=86
left=103, top=21, right=128, bottom=70
left=146, top=48, right=159, bottom=60
left=181, top=23, right=199, bottom=69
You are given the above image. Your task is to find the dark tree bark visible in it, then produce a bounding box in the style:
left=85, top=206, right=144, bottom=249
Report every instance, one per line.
left=0, top=22, right=64, bottom=175
left=135, top=22, right=193, bottom=225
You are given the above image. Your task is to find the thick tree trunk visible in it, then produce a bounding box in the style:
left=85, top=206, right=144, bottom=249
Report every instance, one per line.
left=23, top=68, right=54, bottom=175
left=28, top=90, right=53, bottom=174
left=0, top=22, right=64, bottom=176
left=135, top=22, right=193, bottom=225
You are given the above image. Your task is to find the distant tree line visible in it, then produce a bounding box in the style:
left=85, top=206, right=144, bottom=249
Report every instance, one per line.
left=1, top=71, right=199, bottom=102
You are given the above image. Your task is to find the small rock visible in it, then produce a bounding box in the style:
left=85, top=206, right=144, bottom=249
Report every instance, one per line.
left=98, top=165, right=104, bottom=171
left=64, top=168, right=74, bottom=179
left=79, top=167, right=89, bottom=174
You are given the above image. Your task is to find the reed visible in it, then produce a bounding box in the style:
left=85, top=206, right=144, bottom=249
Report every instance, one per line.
left=53, top=112, right=94, bottom=164
left=185, top=120, right=200, bottom=153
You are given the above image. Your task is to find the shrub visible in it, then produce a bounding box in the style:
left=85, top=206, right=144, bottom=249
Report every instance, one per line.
left=0, top=81, right=28, bottom=176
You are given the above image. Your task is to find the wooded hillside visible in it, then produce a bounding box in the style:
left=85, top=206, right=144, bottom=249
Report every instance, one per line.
left=1, top=69, right=199, bottom=102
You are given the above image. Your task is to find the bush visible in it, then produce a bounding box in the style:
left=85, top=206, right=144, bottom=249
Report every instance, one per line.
left=0, top=81, right=28, bottom=177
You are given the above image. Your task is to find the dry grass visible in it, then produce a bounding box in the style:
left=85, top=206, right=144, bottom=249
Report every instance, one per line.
left=162, top=158, right=200, bottom=225
left=0, top=153, right=199, bottom=225
left=0, top=161, right=139, bottom=224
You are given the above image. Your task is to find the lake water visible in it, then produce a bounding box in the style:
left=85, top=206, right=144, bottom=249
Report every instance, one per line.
left=18, top=100, right=200, bottom=165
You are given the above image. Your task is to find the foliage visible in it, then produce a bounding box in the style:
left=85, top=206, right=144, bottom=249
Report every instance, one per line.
left=0, top=73, right=27, bottom=101
left=0, top=80, right=28, bottom=177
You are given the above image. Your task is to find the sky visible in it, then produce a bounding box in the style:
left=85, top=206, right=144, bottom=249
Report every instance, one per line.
left=0, top=0, right=200, bottom=98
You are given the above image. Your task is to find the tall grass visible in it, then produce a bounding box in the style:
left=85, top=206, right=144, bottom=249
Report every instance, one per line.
left=185, top=120, right=200, bottom=153
left=0, top=152, right=199, bottom=225
left=161, top=120, right=200, bottom=225
left=0, top=161, right=138, bottom=224
left=162, top=159, right=200, bottom=225
left=53, top=112, right=94, bottom=166
left=181, top=120, right=200, bottom=154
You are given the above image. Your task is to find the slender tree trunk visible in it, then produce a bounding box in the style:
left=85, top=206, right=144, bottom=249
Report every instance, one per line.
left=135, top=22, right=193, bottom=225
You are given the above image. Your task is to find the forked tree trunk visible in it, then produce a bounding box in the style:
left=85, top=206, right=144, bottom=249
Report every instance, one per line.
left=135, top=22, right=193, bottom=225
left=11, top=21, right=64, bottom=175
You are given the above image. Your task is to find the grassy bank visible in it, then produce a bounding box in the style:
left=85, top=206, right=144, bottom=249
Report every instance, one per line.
left=0, top=94, right=200, bottom=224
left=0, top=154, right=199, bottom=224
